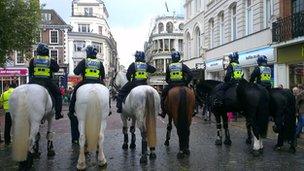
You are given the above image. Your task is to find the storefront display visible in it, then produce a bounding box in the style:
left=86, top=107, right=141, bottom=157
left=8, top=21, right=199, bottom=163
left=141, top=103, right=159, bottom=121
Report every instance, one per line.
left=0, top=68, right=28, bottom=93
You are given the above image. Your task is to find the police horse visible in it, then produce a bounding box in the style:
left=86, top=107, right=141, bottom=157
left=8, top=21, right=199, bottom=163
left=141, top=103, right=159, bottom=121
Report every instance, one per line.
left=9, top=84, right=56, bottom=170
left=197, top=79, right=270, bottom=156
left=114, top=71, right=160, bottom=164
left=75, top=84, right=110, bottom=170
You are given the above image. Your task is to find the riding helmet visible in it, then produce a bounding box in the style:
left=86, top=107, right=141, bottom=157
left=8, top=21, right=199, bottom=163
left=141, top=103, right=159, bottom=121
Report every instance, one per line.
left=86, top=45, right=98, bottom=58
left=171, top=51, right=181, bottom=62
left=257, top=55, right=268, bottom=65
left=135, top=51, right=145, bottom=62
left=36, top=43, right=49, bottom=56
left=228, top=52, right=239, bottom=62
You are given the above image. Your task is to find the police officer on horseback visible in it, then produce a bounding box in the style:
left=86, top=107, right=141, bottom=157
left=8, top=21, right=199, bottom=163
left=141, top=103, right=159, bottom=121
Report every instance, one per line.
left=116, top=51, right=156, bottom=113
left=250, top=55, right=272, bottom=90
left=159, top=51, right=193, bottom=118
left=28, top=43, right=63, bottom=120
left=215, top=52, right=244, bottom=106
left=68, top=45, right=105, bottom=116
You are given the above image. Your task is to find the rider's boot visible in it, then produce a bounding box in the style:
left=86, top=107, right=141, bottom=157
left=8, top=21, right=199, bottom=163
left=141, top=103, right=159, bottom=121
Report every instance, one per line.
left=55, top=96, right=63, bottom=120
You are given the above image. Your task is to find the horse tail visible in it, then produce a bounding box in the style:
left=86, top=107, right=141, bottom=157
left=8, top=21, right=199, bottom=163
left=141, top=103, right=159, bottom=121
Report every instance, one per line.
left=12, top=89, right=30, bottom=161
left=85, top=89, right=102, bottom=152
left=256, top=88, right=270, bottom=138
left=177, top=87, right=189, bottom=136
left=145, top=90, right=157, bottom=148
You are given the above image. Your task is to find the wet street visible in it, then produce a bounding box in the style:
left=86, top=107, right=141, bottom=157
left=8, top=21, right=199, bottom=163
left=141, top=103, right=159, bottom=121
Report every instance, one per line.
left=1, top=104, right=304, bottom=170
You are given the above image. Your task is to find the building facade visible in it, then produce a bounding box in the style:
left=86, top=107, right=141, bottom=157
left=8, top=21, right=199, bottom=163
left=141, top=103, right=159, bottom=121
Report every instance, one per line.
left=68, top=0, right=117, bottom=86
left=144, top=15, right=185, bottom=87
left=185, top=0, right=280, bottom=84
left=40, top=9, right=72, bottom=88
left=272, top=0, right=304, bottom=88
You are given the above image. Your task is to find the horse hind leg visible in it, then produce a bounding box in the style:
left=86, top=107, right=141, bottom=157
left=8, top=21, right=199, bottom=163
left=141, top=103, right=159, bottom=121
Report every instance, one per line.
left=46, top=132, right=55, bottom=157
left=223, top=113, right=232, bottom=146
left=129, top=118, right=136, bottom=149
left=245, top=117, right=253, bottom=145
left=252, top=132, right=262, bottom=157
left=77, top=121, right=86, bottom=170
left=122, top=126, right=129, bottom=150
left=164, top=117, right=173, bottom=146
left=32, top=132, right=41, bottom=158
left=139, top=125, right=148, bottom=164
left=98, top=121, right=107, bottom=168
left=215, top=114, right=222, bottom=145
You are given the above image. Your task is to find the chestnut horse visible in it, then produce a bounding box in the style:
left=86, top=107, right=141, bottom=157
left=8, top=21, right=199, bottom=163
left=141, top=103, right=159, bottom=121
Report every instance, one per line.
left=164, top=86, right=195, bottom=158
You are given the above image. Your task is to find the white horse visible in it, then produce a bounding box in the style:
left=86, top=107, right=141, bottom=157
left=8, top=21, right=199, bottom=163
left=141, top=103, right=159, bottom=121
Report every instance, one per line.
left=9, top=84, right=55, bottom=169
left=75, top=84, right=109, bottom=170
left=114, top=71, right=160, bottom=164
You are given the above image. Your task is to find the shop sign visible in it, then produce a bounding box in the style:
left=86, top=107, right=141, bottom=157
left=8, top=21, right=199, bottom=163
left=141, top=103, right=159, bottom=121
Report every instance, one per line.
left=278, top=43, right=304, bottom=64
left=0, top=68, right=28, bottom=76
left=205, top=59, right=224, bottom=72
left=239, top=47, right=274, bottom=67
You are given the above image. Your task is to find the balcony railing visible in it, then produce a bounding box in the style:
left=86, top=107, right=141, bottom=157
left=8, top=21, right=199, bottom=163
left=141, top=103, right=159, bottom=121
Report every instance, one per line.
left=272, top=11, right=304, bottom=43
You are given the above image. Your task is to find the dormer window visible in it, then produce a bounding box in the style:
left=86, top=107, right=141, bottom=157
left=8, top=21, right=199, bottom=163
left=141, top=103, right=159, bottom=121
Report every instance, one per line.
left=84, top=7, right=93, bottom=16
left=42, top=13, right=51, bottom=21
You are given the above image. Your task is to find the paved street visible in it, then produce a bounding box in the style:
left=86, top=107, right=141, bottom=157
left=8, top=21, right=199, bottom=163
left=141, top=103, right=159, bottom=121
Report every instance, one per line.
left=1, top=104, right=304, bottom=170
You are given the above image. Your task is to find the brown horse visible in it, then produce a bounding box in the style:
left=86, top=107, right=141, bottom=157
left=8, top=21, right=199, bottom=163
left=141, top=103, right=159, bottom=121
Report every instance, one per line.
left=164, top=86, right=195, bottom=158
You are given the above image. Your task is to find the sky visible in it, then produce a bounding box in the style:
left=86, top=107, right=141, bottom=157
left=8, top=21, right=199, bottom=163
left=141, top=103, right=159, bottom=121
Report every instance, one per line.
left=40, top=0, right=184, bottom=67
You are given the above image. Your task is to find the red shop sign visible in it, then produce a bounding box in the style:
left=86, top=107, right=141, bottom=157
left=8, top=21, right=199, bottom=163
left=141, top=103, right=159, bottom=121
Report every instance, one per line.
left=0, top=68, right=28, bottom=76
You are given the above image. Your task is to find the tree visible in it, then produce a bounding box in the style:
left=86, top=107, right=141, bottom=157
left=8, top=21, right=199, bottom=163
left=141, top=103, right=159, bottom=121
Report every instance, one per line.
left=0, top=0, right=40, bottom=66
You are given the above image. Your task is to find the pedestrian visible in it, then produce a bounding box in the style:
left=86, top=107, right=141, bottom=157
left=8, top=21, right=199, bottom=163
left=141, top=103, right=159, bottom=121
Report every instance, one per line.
left=295, top=85, right=304, bottom=138
left=116, top=51, right=156, bottom=113
left=0, top=83, right=16, bottom=145
left=28, top=43, right=63, bottom=120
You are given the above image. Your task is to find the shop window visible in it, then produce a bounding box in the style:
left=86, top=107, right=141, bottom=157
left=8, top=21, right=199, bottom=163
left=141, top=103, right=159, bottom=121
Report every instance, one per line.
left=289, top=63, right=304, bottom=88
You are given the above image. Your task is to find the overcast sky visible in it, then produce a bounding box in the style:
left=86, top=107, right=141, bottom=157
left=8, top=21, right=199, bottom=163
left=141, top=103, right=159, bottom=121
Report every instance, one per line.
left=40, top=0, right=184, bottom=67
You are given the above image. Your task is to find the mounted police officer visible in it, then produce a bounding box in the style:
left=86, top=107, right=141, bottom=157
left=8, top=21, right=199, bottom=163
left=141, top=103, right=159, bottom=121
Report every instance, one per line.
left=116, top=51, right=156, bottom=113
left=215, top=52, right=244, bottom=106
left=68, top=45, right=105, bottom=116
left=250, top=55, right=272, bottom=90
left=29, top=43, right=63, bottom=120
left=159, top=51, right=193, bottom=118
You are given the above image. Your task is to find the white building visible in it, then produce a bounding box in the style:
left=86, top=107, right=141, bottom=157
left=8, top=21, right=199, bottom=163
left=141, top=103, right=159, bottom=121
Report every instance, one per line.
left=145, top=15, right=185, bottom=86
left=67, top=0, right=117, bottom=85
left=184, top=0, right=280, bottom=84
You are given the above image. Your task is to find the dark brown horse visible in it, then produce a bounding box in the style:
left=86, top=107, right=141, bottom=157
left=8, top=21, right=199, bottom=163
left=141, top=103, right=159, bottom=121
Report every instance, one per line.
left=164, top=86, right=195, bottom=158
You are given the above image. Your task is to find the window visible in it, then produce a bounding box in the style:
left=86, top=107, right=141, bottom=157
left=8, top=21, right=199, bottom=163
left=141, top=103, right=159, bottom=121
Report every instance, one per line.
left=74, top=41, right=86, bottom=52
left=166, top=22, right=173, bottom=33
left=50, top=50, right=58, bottom=62
left=50, top=30, right=59, bottom=44
left=264, top=0, right=273, bottom=28
left=178, top=39, right=183, bottom=52
left=186, top=32, right=191, bottom=59
left=84, top=7, right=93, bottom=16
left=155, top=59, right=164, bottom=72
left=231, top=5, right=237, bottom=40
left=292, top=0, right=304, bottom=13
left=16, top=51, right=25, bottom=64
left=170, top=39, right=174, bottom=51
left=159, top=40, right=163, bottom=51
left=164, top=39, right=169, bottom=51
left=99, top=26, right=103, bottom=35
left=158, top=23, right=164, bottom=33
left=195, top=27, right=201, bottom=57
left=78, top=24, right=90, bottom=33
left=219, top=12, right=224, bottom=45
left=209, top=19, right=215, bottom=48
left=92, top=42, right=102, bottom=53
left=42, top=13, right=51, bottom=22
left=195, top=0, right=201, bottom=13
left=246, top=0, right=253, bottom=35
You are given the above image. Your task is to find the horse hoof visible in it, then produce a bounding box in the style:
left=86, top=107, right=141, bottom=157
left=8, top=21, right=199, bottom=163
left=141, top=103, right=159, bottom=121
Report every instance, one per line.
left=215, top=139, right=222, bottom=146
left=224, top=139, right=232, bottom=146
left=47, top=150, right=55, bottom=157
left=177, top=151, right=186, bottom=159
left=183, top=149, right=190, bottom=156
left=122, top=143, right=128, bottom=150
left=289, top=147, right=296, bottom=154
left=130, top=143, right=136, bottom=149
left=251, top=150, right=260, bottom=157
left=77, top=162, right=86, bottom=170
left=140, top=156, right=148, bottom=164
left=149, top=153, right=156, bottom=159
left=273, top=145, right=282, bottom=151
left=245, top=138, right=252, bottom=145
left=98, top=160, right=107, bottom=168
left=164, top=140, right=169, bottom=146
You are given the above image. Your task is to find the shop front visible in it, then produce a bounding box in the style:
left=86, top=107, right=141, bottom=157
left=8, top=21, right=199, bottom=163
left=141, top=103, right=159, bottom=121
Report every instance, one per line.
left=238, top=47, right=275, bottom=85
left=277, top=42, right=304, bottom=88
left=205, top=59, right=225, bottom=81
left=0, top=68, right=28, bottom=93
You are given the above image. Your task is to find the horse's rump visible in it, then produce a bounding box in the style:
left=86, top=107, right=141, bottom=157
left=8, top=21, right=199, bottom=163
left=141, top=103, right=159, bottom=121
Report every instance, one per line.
left=166, top=86, right=195, bottom=126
